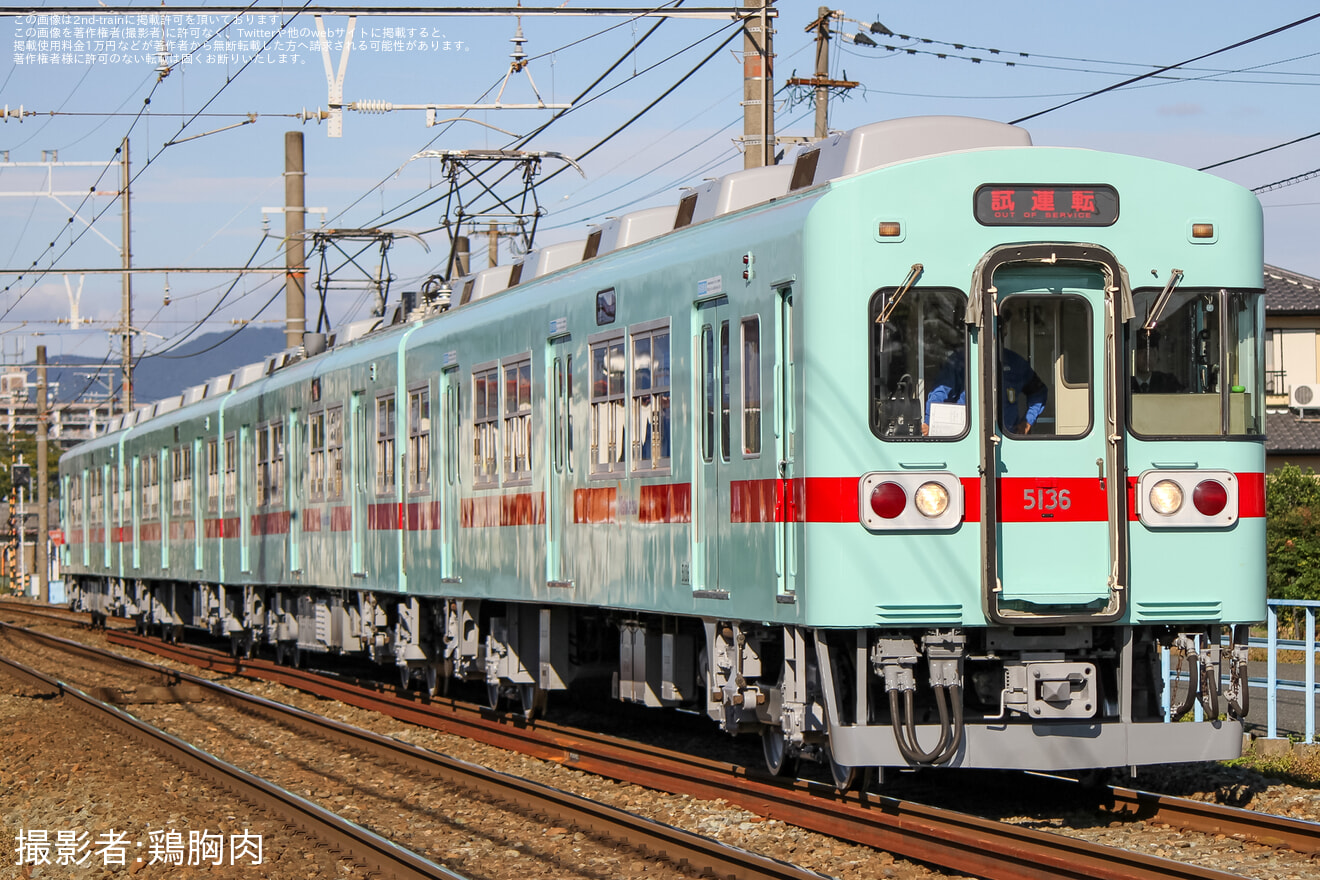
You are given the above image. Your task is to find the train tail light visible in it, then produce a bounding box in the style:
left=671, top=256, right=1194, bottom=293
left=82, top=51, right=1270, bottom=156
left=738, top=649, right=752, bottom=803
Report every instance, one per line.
left=1137, top=470, right=1238, bottom=528
left=860, top=472, right=962, bottom=530
left=870, top=482, right=906, bottom=519
left=1192, top=479, right=1228, bottom=516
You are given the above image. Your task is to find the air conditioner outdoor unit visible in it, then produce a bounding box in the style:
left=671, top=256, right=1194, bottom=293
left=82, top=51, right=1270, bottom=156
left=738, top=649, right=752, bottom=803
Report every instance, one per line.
left=1292, top=384, right=1320, bottom=410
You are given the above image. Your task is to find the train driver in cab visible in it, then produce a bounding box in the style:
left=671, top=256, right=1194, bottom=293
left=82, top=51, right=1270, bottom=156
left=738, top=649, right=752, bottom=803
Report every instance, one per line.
left=1131, top=329, right=1184, bottom=393
left=923, top=348, right=1048, bottom=435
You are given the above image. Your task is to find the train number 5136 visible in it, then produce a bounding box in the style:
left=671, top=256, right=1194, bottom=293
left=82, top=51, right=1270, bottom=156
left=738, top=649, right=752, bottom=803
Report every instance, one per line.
left=1023, top=488, right=1071, bottom=511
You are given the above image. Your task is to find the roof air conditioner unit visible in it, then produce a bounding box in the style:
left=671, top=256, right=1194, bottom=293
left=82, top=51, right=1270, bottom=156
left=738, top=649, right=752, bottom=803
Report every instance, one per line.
left=1292, top=384, right=1320, bottom=410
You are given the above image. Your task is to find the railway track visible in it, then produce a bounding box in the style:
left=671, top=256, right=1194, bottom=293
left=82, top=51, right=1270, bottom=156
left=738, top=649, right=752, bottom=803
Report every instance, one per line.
left=0, top=621, right=839, bottom=880
left=0, top=644, right=464, bottom=880
left=0, top=597, right=134, bottom=629
left=9, top=614, right=1313, bottom=879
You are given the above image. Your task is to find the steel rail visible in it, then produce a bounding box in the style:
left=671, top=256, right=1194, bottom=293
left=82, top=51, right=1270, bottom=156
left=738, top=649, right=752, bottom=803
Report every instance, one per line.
left=3, top=622, right=836, bottom=880
left=34, top=620, right=1320, bottom=861
left=0, top=651, right=468, bottom=880
left=0, top=598, right=135, bottom=629
left=1101, top=782, right=1320, bottom=854
left=87, top=629, right=1262, bottom=880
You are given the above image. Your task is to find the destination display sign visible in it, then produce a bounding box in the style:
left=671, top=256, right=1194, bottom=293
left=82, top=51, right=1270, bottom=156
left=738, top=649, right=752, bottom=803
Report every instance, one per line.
left=974, top=184, right=1118, bottom=226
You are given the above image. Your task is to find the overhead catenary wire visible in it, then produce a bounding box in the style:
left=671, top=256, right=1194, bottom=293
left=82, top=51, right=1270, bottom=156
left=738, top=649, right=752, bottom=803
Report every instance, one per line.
left=1009, top=12, right=1320, bottom=124
left=0, top=0, right=311, bottom=323
left=418, top=15, right=747, bottom=267
left=324, top=0, right=687, bottom=231
left=363, top=3, right=725, bottom=232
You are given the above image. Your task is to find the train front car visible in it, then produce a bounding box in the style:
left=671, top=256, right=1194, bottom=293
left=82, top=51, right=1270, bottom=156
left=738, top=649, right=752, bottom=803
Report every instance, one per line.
left=789, top=118, right=1264, bottom=777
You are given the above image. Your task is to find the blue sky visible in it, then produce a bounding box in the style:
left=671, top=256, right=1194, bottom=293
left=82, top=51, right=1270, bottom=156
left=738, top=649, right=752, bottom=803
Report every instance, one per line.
left=2, top=1, right=1318, bottom=373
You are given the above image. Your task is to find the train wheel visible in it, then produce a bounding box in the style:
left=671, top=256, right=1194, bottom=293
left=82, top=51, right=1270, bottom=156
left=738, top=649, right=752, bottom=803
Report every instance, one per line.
left=486, top=680, right=503, bottom=711
left=826, top=746, right=856, bottom=793
left=399, top=665, right=412, bottom=691
left=228, top=633, right=241, bottom=658
left=519, top=684, right=547, bottom=720
left=424, top=664, right=439, bottom=698
left=275, top=641, right=287, bottom=666
left=291, top=644, right=302, bottom=669
left=761, top=728, right=798, bottom=778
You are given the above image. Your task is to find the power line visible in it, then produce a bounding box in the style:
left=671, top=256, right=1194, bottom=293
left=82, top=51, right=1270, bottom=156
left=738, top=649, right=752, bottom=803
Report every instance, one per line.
left=0, top=0, right=291, bottom=319
left=365, top=4, right=721, bottom=231
left=324, top=0, right=688, bottom=230
left=1253, top=167, right=1320, bottom=194
left=1200, top=130, right=1320, bottom=171
left=1009, top=12, right=1320, bottom=124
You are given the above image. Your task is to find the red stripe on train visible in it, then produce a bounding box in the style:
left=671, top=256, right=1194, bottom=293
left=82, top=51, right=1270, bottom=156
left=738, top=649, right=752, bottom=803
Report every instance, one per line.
left=574, top=487, right=616, bottom=524
left=462, top=492, right=546, bottom=528
left=639, top=483, right=691, bottom=523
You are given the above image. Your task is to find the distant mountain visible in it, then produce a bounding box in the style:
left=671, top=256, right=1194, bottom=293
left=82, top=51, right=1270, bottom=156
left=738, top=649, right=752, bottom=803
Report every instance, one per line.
left=41, top=328, right=288, bottom=404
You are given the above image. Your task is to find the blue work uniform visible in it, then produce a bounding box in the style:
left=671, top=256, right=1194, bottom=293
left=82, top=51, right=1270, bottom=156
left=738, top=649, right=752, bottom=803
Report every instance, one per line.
left=925, top=349, right=1047, bottom=428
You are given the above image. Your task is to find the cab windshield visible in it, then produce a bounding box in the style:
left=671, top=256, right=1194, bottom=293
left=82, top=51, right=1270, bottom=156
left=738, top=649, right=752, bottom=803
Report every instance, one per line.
left=1127, top=287, right=1263, bottom=437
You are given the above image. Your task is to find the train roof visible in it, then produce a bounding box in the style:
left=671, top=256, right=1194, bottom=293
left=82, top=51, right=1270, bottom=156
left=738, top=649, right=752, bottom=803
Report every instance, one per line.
left=71, top=116, right=1069, bottom=446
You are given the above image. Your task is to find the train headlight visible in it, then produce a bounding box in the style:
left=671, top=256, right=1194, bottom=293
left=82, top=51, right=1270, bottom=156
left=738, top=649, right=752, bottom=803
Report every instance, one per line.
left=1137, top=469, right=1239, bottom=528
left=914, top=481, right=949, bottom=518
left=859, top=472, right=963, bottom=531
left=1148, top=479, right=1183, bottom=516
left=870, top=482, right=907, bottom=519
left=1193, top=479, right=1229, bottom=516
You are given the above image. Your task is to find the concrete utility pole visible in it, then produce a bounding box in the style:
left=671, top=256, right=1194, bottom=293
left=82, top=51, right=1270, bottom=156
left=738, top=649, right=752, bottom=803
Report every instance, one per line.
left=285, top=131, right=307, bottom=351
left=742, top=0, right=776, bottom=168
left=812, top=6, right=830, bottom=139
left=36, top=345, right=48, bottom=603
left=487, top=221, right=499, bottom=267
left=454, top=235, right=471, bottom=277
left=787, top=8, right=859, bottom=141
left=120, top=137, right=132, bottom=413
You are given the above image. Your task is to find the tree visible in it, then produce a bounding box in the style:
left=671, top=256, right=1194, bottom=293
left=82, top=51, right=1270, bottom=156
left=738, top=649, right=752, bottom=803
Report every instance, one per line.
left=1265, top=464, right=1320, bottom=603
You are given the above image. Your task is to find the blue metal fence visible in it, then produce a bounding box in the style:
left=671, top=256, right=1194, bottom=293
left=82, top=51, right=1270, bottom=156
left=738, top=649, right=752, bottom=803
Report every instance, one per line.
left=1263, top=599, right=1319, bottom=741
left=1160, top=600, right=1320, bottom=742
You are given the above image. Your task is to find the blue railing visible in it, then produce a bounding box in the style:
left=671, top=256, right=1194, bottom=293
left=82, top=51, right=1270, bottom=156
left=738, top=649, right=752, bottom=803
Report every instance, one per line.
left=1161, top=599, right=1320, bottom=742
left=1263, top=599, right=1319, bottom=741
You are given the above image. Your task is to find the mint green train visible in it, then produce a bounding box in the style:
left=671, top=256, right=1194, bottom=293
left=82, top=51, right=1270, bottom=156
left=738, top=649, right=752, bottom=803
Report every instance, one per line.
left=60, top=117, right=1265, bottom=784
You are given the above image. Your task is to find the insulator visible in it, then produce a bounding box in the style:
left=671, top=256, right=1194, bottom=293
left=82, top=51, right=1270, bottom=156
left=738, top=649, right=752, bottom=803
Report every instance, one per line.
left=352, top=100, right=394, bottom=114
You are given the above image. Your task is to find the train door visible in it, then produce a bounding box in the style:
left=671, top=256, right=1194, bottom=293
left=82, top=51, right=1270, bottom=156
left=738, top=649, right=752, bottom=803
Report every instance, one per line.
left=774, top=284, right=798, bottom=599
left=977, top=248, right=1126, bottom=623
left=193, top=437, right=204, bottom=572
left=131, top=456, right=140, bottom=570
left=350, top=391, right=367, bottom=576
left=159, top=451, right=169, bottom=571
left=438, top=366, right=460, bottom=580
left=287, top=412, right=300, bottom=574
left=239, top=428, right=251, bottom=574
left=693, top=301, right=732, bottom=596
left=546, top=342, right=572, bottom=587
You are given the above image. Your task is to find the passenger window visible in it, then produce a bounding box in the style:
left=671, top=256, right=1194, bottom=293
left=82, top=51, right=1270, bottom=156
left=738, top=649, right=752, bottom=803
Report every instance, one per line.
left=589, top=335, right=626, bottom=476
left=503, top=356, right=533, bottom=484
left=720, top=321, right=731, bottom=461
left=869, top=288, right=967, bottom=440
left=375, top=394, right=396, bottom=496
left=701, top=326, right=715, bottom=463
left=741, top=317, right=761, bottom=456
left=997, top=295, right=1091, bottom=438
left=1128, top=287, right=1264, bottom=436
left=473, top=365, right=500, bottom=488
left=408, top=387, right=432, bottom=493
left=631, top=324, right=671, bottom=473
